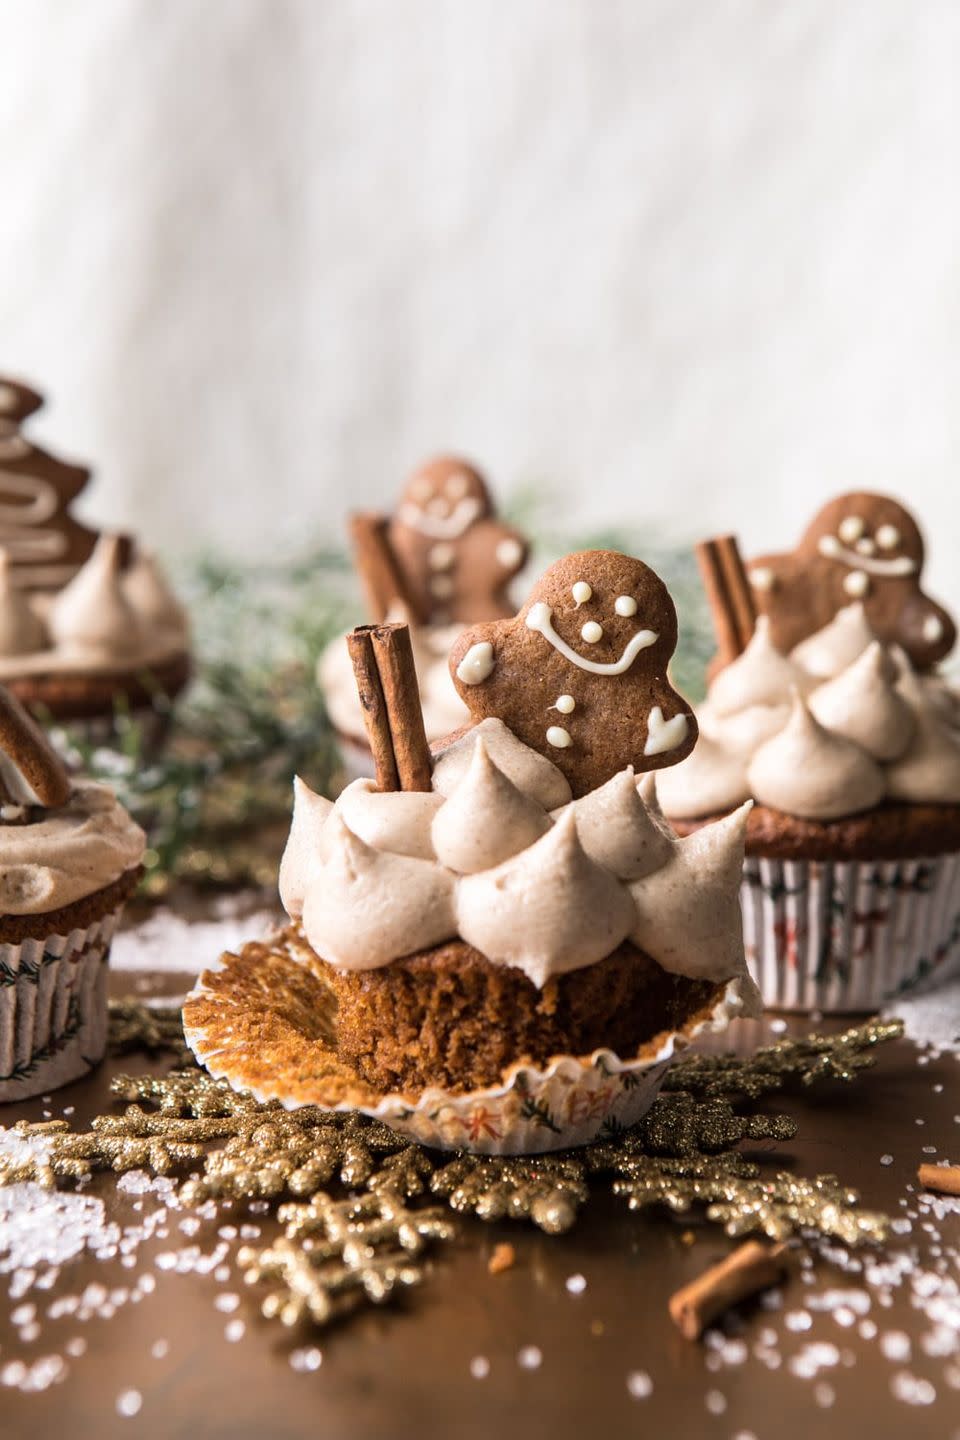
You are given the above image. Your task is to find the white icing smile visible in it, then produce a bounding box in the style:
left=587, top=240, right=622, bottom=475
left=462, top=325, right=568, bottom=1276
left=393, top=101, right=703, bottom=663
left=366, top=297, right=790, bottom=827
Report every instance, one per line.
left=525, top=602, right=657, bottom=675
left=818, top=535, right=916, bottom=577
left=397, top=496, right=483, bottom=540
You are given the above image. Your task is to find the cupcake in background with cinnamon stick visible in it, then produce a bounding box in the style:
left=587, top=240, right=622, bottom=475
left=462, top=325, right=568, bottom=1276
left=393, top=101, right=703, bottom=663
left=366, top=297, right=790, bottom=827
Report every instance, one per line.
left=0, top=375, right=191, bottom=737
left=187, top=550, right=758, bottom=1155
left=0, top=683, right=145, bottom=1101
left=318, top=455, right=529, bottom=778
left=657, top=494, right=960, bottom=1013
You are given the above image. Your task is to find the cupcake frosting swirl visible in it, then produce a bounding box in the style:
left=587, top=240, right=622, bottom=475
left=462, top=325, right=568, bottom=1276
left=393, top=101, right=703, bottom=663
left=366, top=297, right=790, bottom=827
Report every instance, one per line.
left=747, top=694, right=886, bottom=820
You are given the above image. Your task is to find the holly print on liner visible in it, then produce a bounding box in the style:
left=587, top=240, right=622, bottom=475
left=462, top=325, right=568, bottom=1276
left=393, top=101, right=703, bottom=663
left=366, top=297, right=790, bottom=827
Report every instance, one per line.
left=448, top=550, right=697, bottom=798
left=0, top=376, right=103, bottom=590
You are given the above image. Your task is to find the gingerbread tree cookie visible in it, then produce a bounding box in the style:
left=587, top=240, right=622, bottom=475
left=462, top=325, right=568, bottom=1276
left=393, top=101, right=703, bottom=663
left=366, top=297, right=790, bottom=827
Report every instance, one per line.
left=356, top=455, right=528, bottom=625
left=745, top=493, right=955, bottom=671
left=447, top=550, right=697, bottom=798
left=0, top=375, right=102, bottom=590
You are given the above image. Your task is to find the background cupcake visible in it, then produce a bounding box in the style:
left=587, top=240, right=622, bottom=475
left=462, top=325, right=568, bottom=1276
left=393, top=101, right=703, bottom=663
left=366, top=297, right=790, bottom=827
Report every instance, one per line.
left=0, top=375, right=191, bottom=732
left=661, top=493, right=960, bottom=1012
left=0, top=684, right=146, bottom=1100
left=318, top=455, right=528, bottom=776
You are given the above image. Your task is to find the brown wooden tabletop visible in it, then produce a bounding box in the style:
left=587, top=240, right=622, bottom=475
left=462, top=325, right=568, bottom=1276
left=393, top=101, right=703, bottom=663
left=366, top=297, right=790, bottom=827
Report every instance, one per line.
left=1, top=965, right=958, bottom=1440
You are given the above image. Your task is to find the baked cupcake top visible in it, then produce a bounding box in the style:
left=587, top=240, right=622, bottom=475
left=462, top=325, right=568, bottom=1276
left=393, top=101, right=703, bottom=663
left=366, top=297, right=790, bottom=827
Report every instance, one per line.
left=0, top=684, right=145, bottom=914
left=657, top=605, right=960, bottom=823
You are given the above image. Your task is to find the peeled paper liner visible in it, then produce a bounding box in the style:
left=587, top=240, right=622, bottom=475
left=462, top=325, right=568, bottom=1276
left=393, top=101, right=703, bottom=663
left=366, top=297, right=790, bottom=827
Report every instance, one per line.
left=182, top=926, right=759, bottom=1154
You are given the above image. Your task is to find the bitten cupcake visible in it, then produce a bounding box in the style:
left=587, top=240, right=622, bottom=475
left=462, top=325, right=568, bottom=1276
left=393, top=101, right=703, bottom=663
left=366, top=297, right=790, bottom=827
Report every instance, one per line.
left=243, top=551, right=759, bottom=1154
left=0, top=684, right=146, bottom=1100
left=318, top=455, right=528, bottom=774
left=0, top=375, right=191, bottom=728
left=662, top=495, right=960, bottom=1013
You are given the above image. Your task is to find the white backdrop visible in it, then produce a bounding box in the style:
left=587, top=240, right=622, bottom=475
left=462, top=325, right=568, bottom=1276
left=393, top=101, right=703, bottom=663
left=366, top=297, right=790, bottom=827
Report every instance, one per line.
left=1, top=0, right=959, bottom=614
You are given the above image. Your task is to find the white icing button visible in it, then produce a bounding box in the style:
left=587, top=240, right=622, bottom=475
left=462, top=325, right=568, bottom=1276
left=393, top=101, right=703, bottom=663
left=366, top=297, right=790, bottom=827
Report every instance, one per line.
left=581, top=621, right=603, bottom=643
left=546, top=725, right=572, bottom=749
left=614, top=595, right=637, bottom=617
left=748, top=566, right=775, bottom=591
left=572, top=581, right=592, bottom=606
left=843, top=570, right=870, bottom=598
left=496, top=538, right=524, bottom=569
left=555, top=694, right=576, bottom=714
left=838, top=516, right=865, bottom=543
left=456, top=641, right=495, bottom=685
left=923, top=614, right=944, bottom=643
left=855, top=537, right=876, bottom=556
left=429, top=543, right=456, bottom=571
left=643, top=707, right=690, bottom=756
left=876, top=523, right=901, bottom=550
left=445, top=472, right=469, bottom=498
left=818, top=536, right=842, bottom=559
left=429, top=575, right=455, bottom=599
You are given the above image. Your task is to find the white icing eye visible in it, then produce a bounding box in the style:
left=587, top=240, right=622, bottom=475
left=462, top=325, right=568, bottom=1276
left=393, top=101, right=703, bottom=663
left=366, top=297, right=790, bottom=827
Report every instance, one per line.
left=843, top=570, right=870, bottom=598
left=429, top=543, right=455, bottom=570
left=838, top=516, right=865, bottom=543
left=555, top=694, right=576, bottom=714
left=818, top=536, right=841, bottom=559
left=748, top=565, right=775, bottom=591
left=429, top=575, right=455, bottom=599
left=572, top=581, right=592, bottom=606
left=923, top=614, right=944, bottom=643
left=876, top=523, right=901, bottom=550
left=546, top=725, right=572, bottom=749
left=614, top=595, right=637, bottom=617
left=445, top=472, right=469, bottom=498
left=496, top=538, right=524, bottom=568
left=855, top=537, right=876, bottom=556
left=581, top=621, right=603, bottom=643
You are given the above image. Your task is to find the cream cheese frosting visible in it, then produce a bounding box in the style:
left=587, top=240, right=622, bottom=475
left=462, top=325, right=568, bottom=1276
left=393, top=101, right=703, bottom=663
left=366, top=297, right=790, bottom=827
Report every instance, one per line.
left=280, top=727, right=750, bottom=990
left=659, top=607, right=960, bottom=823
left=0, top=780, right=146, bottom=915
left=0, top=536, right=189, bottom=679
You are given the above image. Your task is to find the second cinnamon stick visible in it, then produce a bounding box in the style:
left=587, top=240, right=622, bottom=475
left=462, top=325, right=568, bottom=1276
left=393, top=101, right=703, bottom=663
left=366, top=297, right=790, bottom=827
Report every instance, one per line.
left=370, top=624, right=433, bottom=793
left=669, top=1240, right=792, bottom=1340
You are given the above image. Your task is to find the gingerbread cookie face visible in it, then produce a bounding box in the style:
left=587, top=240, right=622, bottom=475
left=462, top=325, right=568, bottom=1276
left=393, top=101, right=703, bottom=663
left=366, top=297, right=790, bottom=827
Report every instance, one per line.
left=747, top=492, right=955, bottom=671
left=447, top=551, right=696, bottom=798
left=386, top=456, right=528, bottom=624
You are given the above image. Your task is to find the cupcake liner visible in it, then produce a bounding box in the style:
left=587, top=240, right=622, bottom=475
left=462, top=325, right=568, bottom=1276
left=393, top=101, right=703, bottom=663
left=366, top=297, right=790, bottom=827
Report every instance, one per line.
left=741, top=850, right=960, bottom=1013
left=0, top=910, right=122, bottom=1103
left=182, top=926, right=758, bottom=1155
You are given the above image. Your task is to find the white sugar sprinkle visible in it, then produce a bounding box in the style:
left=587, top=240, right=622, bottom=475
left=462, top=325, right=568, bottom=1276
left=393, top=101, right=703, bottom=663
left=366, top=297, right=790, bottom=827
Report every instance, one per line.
left=214, top=1293, right=240, bottom=1313
left=565, top=1273, right=587, bottom=1295
left=517, top=1345, right=542, bottom=1370
left=116, top=1390, right=142, bottom=1418
left=289, top=1347, right=323, bottom=1373
left=626, top=1370, right=652, bottom=1399
left=469, top=1356, right=490, bottom=1380
left=890, top=1372, right=936, bottom=1406
left=225, top=1320, right=245, bottom=1343
left=705, top=1389, right=727, bottom=1415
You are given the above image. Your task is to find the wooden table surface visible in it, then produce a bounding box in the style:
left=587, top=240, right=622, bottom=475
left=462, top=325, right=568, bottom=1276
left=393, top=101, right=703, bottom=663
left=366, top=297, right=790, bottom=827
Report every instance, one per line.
left=1, top=966, right=958, bottom=1440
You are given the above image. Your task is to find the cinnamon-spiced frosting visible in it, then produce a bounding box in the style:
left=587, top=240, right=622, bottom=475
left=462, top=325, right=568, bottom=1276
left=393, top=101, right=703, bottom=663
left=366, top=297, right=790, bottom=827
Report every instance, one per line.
left=658, top=604, right=960, bottom=822
left=280, top=724, right=752, bottom=992
left=0, top=535, right=190, bottom=680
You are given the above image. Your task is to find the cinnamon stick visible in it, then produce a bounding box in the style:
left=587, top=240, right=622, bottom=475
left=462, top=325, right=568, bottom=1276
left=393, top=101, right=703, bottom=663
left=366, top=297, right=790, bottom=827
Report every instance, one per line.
left=370, top=624, right=433, bottom=792
left=346, top=627, right=400, bottom=792
left=696, top=534, right=757, bottom=668
left=348, top=512, right=420, bottom=624
left=917, top=1163, right=960, bottom=1197
left=668, top=1241, right=792, bottom=1340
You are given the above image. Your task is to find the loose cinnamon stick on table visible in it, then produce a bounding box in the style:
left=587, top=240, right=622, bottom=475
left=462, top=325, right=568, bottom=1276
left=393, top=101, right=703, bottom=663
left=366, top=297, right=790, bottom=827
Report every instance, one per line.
left=346, top=626, right=400, bottom=792
left=696, top=534, right=757, bottom=669
left=668, top=1240, right=792, bottom=1340
left=917, top=1163, right=960, bottom=1197
left=370, top=624, right=433, bottom=792
left=348, top=512, right=422, bottom=624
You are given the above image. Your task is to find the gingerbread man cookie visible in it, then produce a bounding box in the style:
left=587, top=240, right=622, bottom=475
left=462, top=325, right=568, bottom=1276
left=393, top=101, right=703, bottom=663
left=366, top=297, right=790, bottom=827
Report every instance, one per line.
left=0, top=375, right=101, bottom=590
left=447, top=550, right=697, bottom=798
left=386, top=456, right=528, bottom=624
left=746, top=493, right=955, bottom=671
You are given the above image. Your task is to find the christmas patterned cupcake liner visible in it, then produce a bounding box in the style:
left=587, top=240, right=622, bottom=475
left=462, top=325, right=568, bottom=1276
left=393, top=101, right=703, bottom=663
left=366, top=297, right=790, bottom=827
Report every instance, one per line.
left=182, top=927, right=758, bottom=1155
left=741, top=851, right=960, bottom=1013
left=0, top=911, right=121, bottom=1103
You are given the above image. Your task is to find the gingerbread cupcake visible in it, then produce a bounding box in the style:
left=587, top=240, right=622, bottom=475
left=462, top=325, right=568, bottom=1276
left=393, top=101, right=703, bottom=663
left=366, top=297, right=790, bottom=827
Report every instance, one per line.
left=658, top=496, right=960, bottom=1013
left=0, top=376, right=191, bottom=730
left=187, top=552, right=759, bottom=1156
left=0, top=684, right=146, bottom=1100
left=319, top=455, right=528, bottom=774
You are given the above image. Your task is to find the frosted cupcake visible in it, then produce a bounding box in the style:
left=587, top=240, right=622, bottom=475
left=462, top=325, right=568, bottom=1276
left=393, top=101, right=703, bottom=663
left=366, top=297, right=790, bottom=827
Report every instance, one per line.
left=658, top=605, right=960, bottom=1011
left=0, top=685, right=146, bottom=1100
left=319, top=455, right=528, bottom=776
